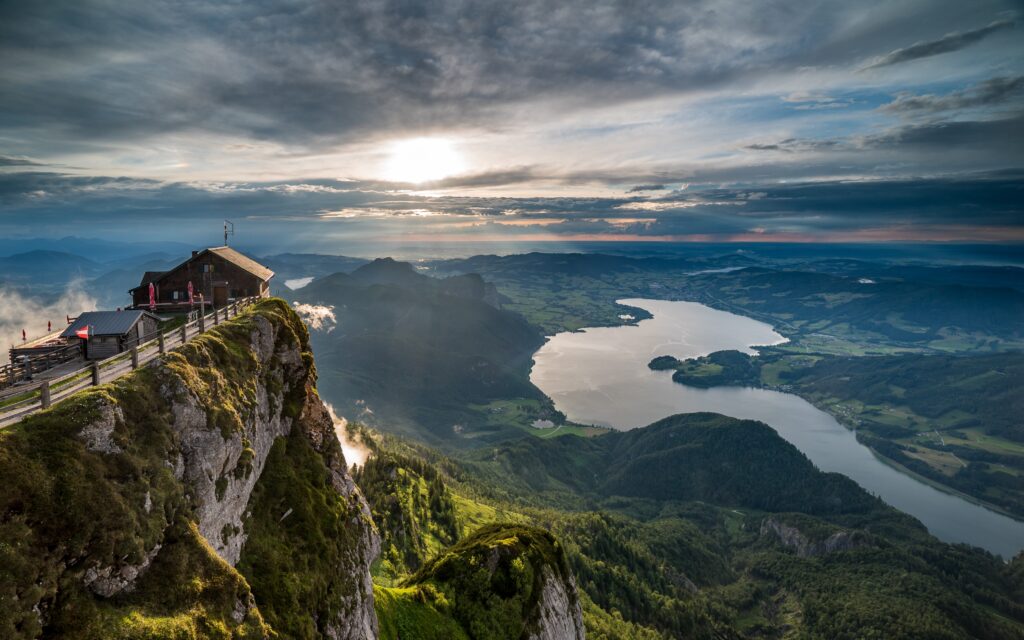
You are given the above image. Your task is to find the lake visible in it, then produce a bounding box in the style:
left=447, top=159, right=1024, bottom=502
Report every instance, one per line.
left=530, top=298, right=1024, bottom=558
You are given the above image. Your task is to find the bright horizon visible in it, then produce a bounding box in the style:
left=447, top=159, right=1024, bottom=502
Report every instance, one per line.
left=1, top=1, right=1022, bottom=246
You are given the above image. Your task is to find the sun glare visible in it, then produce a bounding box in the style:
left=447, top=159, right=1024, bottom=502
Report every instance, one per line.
left=383, top=137, right=465, bottom=184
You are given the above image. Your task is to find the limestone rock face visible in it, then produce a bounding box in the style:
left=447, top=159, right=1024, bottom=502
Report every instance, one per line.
left=760, top=517, right=866, bottom=557
left=76, top=402, right=124, bottom=455
left=63, top=302, right=379, bottom=637
left=409, top=524, right=585, bottom=640
left=166, top=314, right=295, bottom=567
left=299, top=386, right=381, bottom=640
left=526, top=566, right=586, bottom=640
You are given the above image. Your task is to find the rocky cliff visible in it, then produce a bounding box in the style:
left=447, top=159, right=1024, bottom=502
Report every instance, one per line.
left=0, top=299, right=379, bottom=639
left=403, top=524, right=586, bottom=640
left=760, top=516, right=868, bottom=557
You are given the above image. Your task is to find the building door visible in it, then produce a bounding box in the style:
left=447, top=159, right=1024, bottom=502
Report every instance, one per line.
left=213, top=285, right=227, bottom=307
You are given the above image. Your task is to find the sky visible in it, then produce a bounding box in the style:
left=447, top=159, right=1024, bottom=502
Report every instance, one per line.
left=1, top=0, right=1022, bottom=253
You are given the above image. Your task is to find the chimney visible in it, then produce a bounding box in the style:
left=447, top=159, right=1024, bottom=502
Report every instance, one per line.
left=192, top=250, right=199, bottom=257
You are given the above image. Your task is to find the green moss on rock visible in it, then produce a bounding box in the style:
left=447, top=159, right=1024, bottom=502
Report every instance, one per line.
left=374, top=585, right=470, bottom=640
left=0, top=298, right=335, bottom=639
left=405, top=524, right=573, bottom=640
left=235, top=428, right=368, bottom=639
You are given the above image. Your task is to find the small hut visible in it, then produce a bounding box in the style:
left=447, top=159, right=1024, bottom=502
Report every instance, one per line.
left=60, top=310, right=161, bottom=360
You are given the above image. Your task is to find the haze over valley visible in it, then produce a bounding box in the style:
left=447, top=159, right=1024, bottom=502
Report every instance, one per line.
left=2, top=1, right=1024, bottom=638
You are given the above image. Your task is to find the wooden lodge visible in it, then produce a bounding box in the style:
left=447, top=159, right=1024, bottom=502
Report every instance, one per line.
left=60, top=310, right=161, bottom=360
left=129, top=246, right=273, bottom=311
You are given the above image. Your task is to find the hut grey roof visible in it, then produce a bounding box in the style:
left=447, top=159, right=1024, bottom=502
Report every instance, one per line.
left=60, top=310, right=160, bottom=338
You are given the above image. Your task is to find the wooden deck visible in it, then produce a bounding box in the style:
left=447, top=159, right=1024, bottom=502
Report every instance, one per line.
left=0, top=297, right=260, bottom=429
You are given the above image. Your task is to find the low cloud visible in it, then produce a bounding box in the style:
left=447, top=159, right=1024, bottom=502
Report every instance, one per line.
left=863, top=19, right=1016, bottom=70
left=0, top=281, right=96, bottom=364
left=292, top=302, right=336, bottom=332
left=325, top=403, right=371, bottom=469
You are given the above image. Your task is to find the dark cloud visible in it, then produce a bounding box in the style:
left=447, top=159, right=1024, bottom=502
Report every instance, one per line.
left=879, top=76, right=1024, bottom=113
left=0, top=155, right=45, bottom=167
left=864, top=114, right=1024, bottom=152
left=863, top=18, right=1016, bottom=69
left=742, top=113, right=1024, bottom=170
left=426, top=167, right=541, bottom=190
left=627, top=184, right=667, bottom=193
left=0, top=0, right=791, bottom=147
left=1, top=170, right=1020, bottom=248
left=1, top=0, right=1018, bottom=151
left=744, top=138, right=840, bottom=153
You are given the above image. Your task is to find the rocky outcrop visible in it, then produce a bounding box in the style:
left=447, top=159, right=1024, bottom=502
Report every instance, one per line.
left=409, top=523, right=586, bottom=640
left=0, top=299, right=379, bottom=639
left=297, top=388, right=381, bottom=640
left=161, top=313, right=299, bottom=567
left=760, top=517, right=867, bottom=557
left=526, top=565, right=585, bottom=640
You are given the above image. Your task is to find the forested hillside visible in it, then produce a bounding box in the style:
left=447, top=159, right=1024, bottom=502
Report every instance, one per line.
left=349, top=415, right=1024, bottom=639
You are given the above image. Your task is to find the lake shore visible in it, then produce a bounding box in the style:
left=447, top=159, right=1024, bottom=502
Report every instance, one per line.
left=531, top=297, right=1024, bottom=557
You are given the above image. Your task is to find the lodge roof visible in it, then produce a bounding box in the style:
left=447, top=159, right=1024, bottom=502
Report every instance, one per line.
left=139, top=271, right=165, bottom=285
left=206, top=246, right=274, bottom=281
left=131, top=246, right=274, bottom=292
left=60, top=310, right=161, bottom=338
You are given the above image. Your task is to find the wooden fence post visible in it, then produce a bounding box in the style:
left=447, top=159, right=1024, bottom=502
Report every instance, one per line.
left=158, top=332, right=165, bottom=354
left=130, top=347, right=139, bottom=370
left=40, top=380, right=51, bottom=409
left=199, top=312, right=206, bottom=333
left=213, top=307, right=220, bottom=325
left=181, top=324, right=188, bottom=343
left=91, top=362, right=100, bottom=386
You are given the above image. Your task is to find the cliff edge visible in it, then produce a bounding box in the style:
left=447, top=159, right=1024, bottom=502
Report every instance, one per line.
left=0, top=299, right=379, bottom=639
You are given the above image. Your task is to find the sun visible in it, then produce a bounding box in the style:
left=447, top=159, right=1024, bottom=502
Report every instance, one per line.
left=383, top=137, right=465, bottom=184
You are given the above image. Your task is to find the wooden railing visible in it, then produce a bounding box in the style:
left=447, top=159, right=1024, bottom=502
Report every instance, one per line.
left=0, top=343, right=81, bottom=391
left=0, top=297, right=260, bottom=429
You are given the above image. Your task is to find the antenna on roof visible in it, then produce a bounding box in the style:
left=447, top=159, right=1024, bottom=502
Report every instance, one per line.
left=224, top=219, right=234, bottom=246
